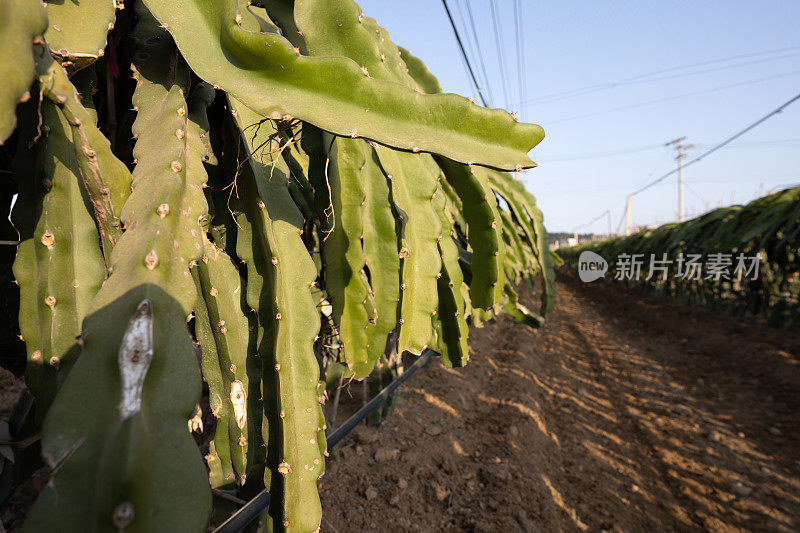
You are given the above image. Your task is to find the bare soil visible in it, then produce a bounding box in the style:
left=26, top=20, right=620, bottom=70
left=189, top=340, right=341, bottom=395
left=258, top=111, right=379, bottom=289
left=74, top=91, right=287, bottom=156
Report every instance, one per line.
left=319, top=273, right=800, bottom=532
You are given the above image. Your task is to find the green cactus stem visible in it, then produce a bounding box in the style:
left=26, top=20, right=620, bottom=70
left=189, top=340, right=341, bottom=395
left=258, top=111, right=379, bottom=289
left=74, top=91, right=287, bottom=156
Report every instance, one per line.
left=374, top=147, right=442, bottom=356
left=193, top=237, right=253, bottom=485
left=436, top=158, right=506, bottom=310
left=142, top=0, right=544, bottom=170
left=229, top=97, right=326, bottom=533
left=34, top=50, right=132, bottom=264
left=43, top=0, right=118, bottom=71
left=359, top=144, right=401, bottom=373
left=488, top=170, right=555, bottom=315
left=321, top=136, right=379, bottom=377
left=432, top=179, right=470, bottom=368
left=13, top=101, right=106, bottom=426
left=23, top=7, right=213, bottom=531
left=0, top=0, right=47, bottom=143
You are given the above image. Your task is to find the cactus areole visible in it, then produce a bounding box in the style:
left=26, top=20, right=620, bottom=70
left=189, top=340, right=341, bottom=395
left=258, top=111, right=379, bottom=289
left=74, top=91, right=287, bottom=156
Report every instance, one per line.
left=1, top=0, right=553, bottom=531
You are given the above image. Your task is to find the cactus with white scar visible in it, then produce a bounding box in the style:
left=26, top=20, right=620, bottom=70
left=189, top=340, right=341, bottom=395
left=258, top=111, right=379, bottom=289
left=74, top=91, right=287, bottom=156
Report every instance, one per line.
left=2, top=0, right=554, bottom=531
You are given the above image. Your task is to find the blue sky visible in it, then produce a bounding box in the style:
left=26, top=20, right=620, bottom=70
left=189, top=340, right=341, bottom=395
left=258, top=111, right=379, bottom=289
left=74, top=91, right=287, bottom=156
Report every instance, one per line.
left=358, top=0, right=800, bottom=234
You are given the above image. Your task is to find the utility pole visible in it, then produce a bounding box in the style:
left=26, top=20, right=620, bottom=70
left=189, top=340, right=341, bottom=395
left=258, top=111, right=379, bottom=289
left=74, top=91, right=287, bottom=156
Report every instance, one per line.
left=606, top=210, right=612, bottom=237
left=625, top=195, right=633, bottom=235
left=665, top=137, right=694, bottom=222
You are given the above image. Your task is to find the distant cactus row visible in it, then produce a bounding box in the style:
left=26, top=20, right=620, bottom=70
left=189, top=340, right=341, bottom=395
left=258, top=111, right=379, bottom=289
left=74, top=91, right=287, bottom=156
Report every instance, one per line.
left=0, top=0, right=553, bottom=531
left=559, top=185, right=800, bottom=329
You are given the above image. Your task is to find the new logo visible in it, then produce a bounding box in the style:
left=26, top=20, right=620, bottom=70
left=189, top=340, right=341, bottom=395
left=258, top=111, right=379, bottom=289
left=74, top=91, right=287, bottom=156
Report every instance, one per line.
left=578, top=251, right=607, bottom=282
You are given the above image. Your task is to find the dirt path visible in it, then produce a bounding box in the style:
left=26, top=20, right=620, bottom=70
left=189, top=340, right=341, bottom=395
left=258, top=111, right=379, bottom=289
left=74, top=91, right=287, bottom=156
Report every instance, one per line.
left=320, top=274, right=800, bottom=532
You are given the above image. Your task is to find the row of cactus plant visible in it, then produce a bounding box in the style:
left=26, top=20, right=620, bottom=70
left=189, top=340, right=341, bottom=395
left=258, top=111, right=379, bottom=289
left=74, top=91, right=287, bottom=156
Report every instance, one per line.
left=559, top=185, right=800, bottom=329
left=0, top=0, right=554, bottom=531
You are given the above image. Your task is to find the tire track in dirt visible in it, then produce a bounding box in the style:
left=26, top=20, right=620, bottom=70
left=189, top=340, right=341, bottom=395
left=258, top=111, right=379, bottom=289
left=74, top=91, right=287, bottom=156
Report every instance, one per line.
left=564, top=317, right=706, bottom=530
left=558, top=273, right=800, bottom=532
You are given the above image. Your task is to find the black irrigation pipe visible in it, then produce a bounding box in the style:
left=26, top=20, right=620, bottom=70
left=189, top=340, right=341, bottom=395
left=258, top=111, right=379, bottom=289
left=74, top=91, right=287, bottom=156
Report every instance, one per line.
left=327, top=349, right=433, bottom=448
left=212, top=349, right=435, bottom=533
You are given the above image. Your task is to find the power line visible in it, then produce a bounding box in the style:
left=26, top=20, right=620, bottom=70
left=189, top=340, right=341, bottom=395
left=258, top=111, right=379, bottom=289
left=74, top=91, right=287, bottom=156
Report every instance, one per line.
left=440, top=0, right=489, bottom=107
left=572, top=173, right=800, bottom=189
left=517, top=45, right=800, bottom=108
left=684, top=182, right=708, bottom=206
left=538, top=139, right=800, bottom=163
left=463, top=0, right=495, bottom=107
left=451, top=0, right=481, bottom=103
left=771, top=182, right=800, bottom=190
left=575, top=210, right=608, bottom=229
left=548, top=69, right=800, bottom=125
left=521, top=50, right=800, bottom=108
left=629, top=91, right=800, bottom=197
left=513, top=0, right=526, bottom=120
left=615, top=207, right=627, bottom=235
left=489, top=0, right=511, bottom=109
left=613, top=46, right=800, bottom=84
left=688, top=174, right=800, bottom=184
left=575, top=209, right=612, bottom=235
left=520, top=0, right=528, bottom=118
left=621, top=51, right=800, bottom=85
left=539, top=143, right=664, bottom=162
left=695, top=138, right=800, bottom=149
